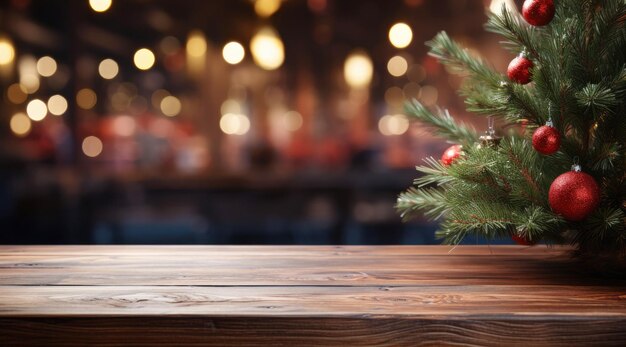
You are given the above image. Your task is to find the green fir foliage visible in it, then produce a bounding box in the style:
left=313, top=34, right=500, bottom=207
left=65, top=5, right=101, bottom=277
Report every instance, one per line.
left=397, top=0, right=625, bottom=253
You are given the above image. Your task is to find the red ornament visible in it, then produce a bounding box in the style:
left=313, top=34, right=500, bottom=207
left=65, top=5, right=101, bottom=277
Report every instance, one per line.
left=522, top=0, right=555, bottom=26
left=532, top=122, right=560, bottom=155
left=441, top=145, right=462, bottom=166
left=512, top=234, right=536, bottom=246
left=548, top=166, right=601, bottom=221
left=507, top=55, right=533, bottom=84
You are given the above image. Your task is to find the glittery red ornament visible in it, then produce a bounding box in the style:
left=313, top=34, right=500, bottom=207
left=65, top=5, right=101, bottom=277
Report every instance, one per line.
left=507, top=55, right=533, bottom=84
left=441, top=145, right=462, bottom=166
left=532, top=123, right=560, bottom=155
left=522, top=0, right=555, bottom=26
left=512, top=234, right=536, bottom=246
left=549, top=167, right=600, bottom=221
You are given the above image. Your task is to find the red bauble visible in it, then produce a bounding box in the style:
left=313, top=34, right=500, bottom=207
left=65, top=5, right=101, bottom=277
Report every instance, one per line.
left=532, top=124, right=560, bottom=155
left=507, top=55, right=533, bottom=84
left=549, top=170, right=600, bottom=221
left=522, top=0, right=555, bottom=26
left=441, top=145, right=462, bottom=166
left=512, top=234, right=536, bottom=246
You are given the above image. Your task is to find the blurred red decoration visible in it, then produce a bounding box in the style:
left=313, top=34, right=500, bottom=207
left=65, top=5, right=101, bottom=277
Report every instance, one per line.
left=532, top=123, right=560, bottom=155
left=507, top=54, right=533, bottom=84
left=441, top=144, right=462, bottom=166
left=522, top=0, right=555, bottom=26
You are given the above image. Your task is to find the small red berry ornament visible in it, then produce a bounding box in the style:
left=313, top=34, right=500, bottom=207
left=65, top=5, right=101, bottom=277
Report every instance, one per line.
left=548, top=164, right=601, bottom=221
left=441, top=145, right=462, bottom=166
left=532, top=119, right=560, bottom=155
left=522, top=0, right=555, bottom=26
left=507, top=53, right=533, bottom=85
left=512, top=234, right=536, bottom=246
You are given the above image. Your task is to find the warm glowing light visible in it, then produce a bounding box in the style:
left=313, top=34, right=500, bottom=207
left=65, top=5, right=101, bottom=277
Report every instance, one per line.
left=378, top=114, right=410, bottom=136
left=389, top=22, right=413, bottom=48
left=26, top=99, right=48, bottom=121
left=10, top=113, right=31, bottom=137
left=36, top=56, right=57, bottom=77
left=82, top=136, right=103, bottom=157
left=186, top=31, right=207, bottom=58
left=489, top=0, right=517, bottom=13
left=0, top=38, right=15, bottom=65
left=220, top=99, right=242, bottom=115
left=47, top=95, right=68, bottom=116
left=222, top=41, right=245, bottom=65
left=250, top=27, right=284, bottom=70
left=387, top=55, right=408, bottom=77
left=112, top=115, right=136, bottom=137
left=282, top=111, right=303, bottom=131
left=343, top=51, right=373, bottom=89
left=160, top=95, right=182, bottom=117
left=254, top=0, right=281, bottom=18
left=98, top=58, right=119, bottom=79
left=77, top=88, right=97, bottom=109
left=420, top=85, right=438, bottom=106
left=220, top=113, right=250, bottom=135
left=133, top=48, right=155, bottom=70
left=20, top=75, right=40, bottom=94
left=7, top=83, right=27, bottom=104
left=89, top=0, right=112, bottom=12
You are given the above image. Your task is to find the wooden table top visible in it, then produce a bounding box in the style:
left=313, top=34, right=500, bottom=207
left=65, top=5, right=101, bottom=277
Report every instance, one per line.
left=1, top=245, right=625, bottom=346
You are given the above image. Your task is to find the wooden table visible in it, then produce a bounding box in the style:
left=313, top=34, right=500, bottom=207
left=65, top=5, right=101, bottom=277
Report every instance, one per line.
left=1, top=246, right=625, bottom=346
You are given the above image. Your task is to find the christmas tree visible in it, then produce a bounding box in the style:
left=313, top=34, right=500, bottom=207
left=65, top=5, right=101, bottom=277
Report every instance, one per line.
left=397, top=0, right=625, bottom=269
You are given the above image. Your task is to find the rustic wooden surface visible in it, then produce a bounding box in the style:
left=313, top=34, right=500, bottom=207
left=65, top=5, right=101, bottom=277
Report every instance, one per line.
left=0, top=245, right=625, bottom=346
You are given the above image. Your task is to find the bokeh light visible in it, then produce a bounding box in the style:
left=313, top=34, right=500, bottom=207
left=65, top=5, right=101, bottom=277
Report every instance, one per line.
left=112, top=115, right=136, bottom=137
left=89, top=0, right=112, bottom=13
left=160, top=95, right=182, bottom=117
left=220, top=113, right=251, bottom=135
left=47, top=95, right=68, bottom=116
left=7, top=83, right=27, bottom=104
left=387, top=55, right=408, bottom=77
left=344, top=51, right=373, bottom=89
left=222, top=41, right=245, bottom=65
left=186, top=31, right=207, bottom=58
left=389, top=22, right=413, bottom=49
left=98, top=58, right=119, bottom=79
left=26, top=99, right=48, bottom=121
left=250, top=27, right=284, bottom=70
left=82, top=136, right=103, bottom=157
left=133, top=48, right=156, bottom=70
left=77, top=88, right=97, bottom=109
left=0, top=38, right=15, bottom=65
left=221, top=99, right=242, bottom=115
left=36, top=56, right=57, bottom=77
left=378, top=114, right=410, bottom=136
left=254, top=0, right=281, bottom=18
left=10, top=113, right=32, bottom=137
left=282, top=111, right=303, bottom=131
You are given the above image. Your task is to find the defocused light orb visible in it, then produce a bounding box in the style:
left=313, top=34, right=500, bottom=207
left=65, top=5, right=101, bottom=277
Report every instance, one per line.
left=160, top=95, right=181, bottom=117
left=89, top=0, right=112, bottom=12
left=420, top=85, right=438, bottom=106
left=20, top=74, right=40, bottom=94
left=254, top=0, right=281, bottom=18
left=344, top=51, right=373, bottom=89
left=222, top=41, right=245, bottom=65
left=98, top=58, right=119, bottom=79
left=7, top=83, right=27, bottom=104
left=10, top=113, right=31, bottom=137
left=378, top=114, right=409, bottom=136
left=151, top=89, right=170, bottom=109
left=220, top=113, right=250, bottom=135
left=283, top=111, right=303, bottom=131
left=220, top=99, right=242, bottom=115
left=250, top=27, right=284, bottom=70
left=387, top=55, right=408, bottom=77
left=36, top=56, right=57, bottom=77
left=133, top=48, right=155, bottom=70
left=0, top=38, right=15, bottom=65
left=82, top=136, right=103, bottom=157
left=47, top=95, right=68, bottom=116
left=389, top=22, right=413, bottom=48
left=77, top=88, right=97, bottom=109
left=112, top=115, right=136, bottom=137
left=26, top=99, right=47, bottom=121
left=186, top=31, right=207, bottom=58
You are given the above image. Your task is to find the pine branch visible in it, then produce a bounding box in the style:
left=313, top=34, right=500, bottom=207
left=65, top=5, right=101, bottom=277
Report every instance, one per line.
left=486, top=4, right=540, bottom=58
left=396, top=187, right=449, bottom=221
left=404, top=99, right=478, bottom=146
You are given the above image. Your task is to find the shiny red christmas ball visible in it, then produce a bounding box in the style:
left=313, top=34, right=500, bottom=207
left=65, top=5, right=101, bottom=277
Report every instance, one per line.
left=549, top=170, right=600, bottom=221
left=441, top=145, right=462, bottom=166
left=532, top=124, right=560, bottom=155
left=512, top=234, right=536, bottom=246
left=507, top=55, right=533, bottom=84
left=522, top=0, right=555, bottom=26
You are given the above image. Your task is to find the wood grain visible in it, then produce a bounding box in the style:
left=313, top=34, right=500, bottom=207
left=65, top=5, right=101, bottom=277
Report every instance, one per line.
left=0, top=245, right=625, bottom=346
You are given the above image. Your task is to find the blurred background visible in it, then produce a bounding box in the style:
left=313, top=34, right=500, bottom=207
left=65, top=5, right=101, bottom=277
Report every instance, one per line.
left=0, top=0, right=521, bottom=245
